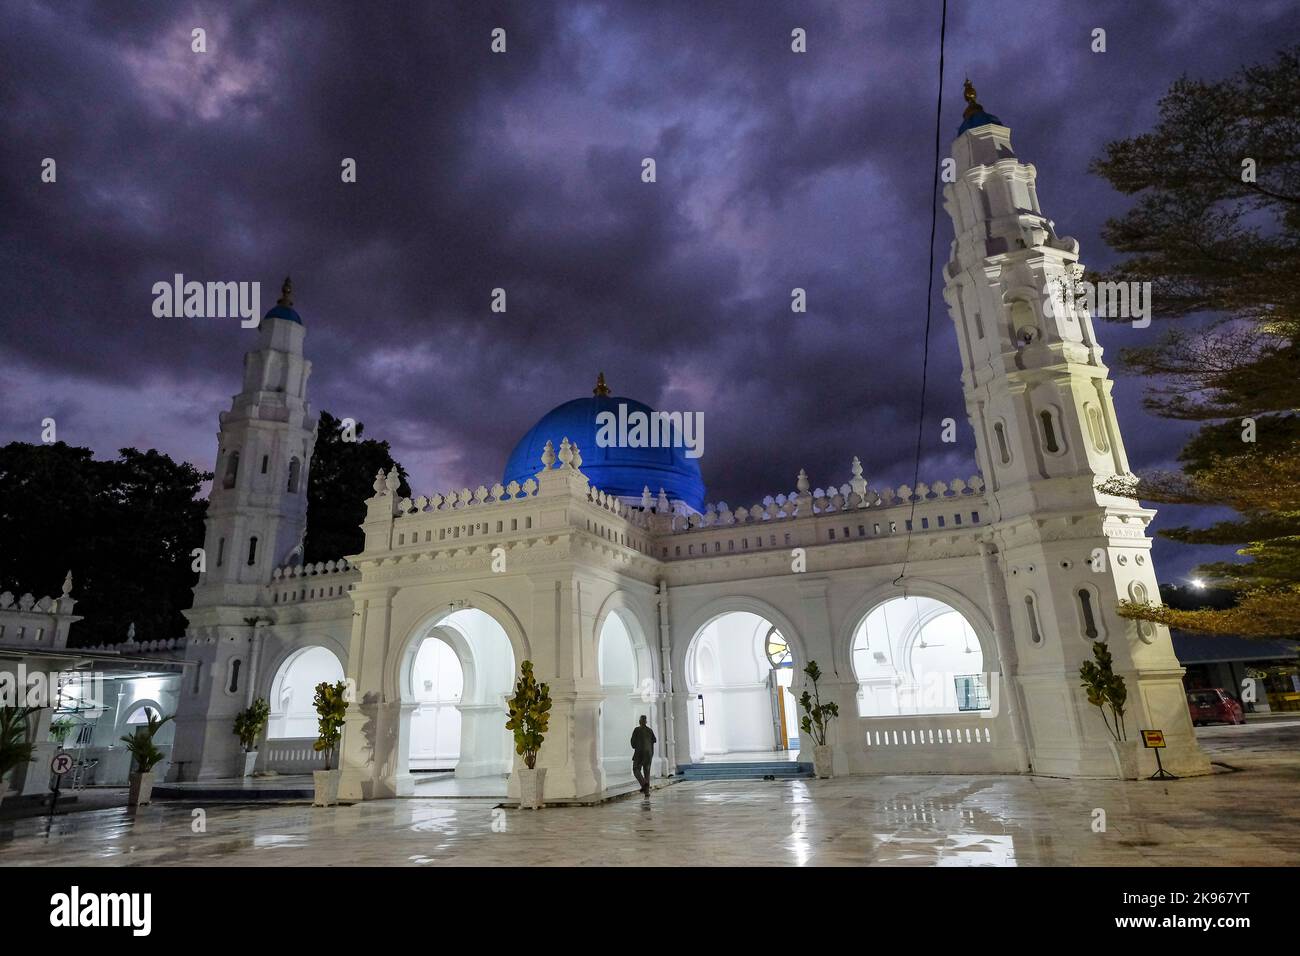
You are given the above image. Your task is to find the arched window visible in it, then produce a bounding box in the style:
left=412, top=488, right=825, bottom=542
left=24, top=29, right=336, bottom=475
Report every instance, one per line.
left=1086, top=404, right=1110, bottom=453
left=1040, top=409, right=1061, bottom=454
left=287, top=457, right=301, bottom=493
left=247, top=536, right=258, bottom=566
left=229, top=659, right=241, bottom=694
left=223, top=451, right=240, bottom=490
left=217, top=537, right=225, bottom=567
left=765, top=627, right=793, bottom=668
left=1078, top=589, right=1099, bottom=640
left=994, top=422, right=1012, bottom=465
left=1025, top=594, right=1043, bottom=645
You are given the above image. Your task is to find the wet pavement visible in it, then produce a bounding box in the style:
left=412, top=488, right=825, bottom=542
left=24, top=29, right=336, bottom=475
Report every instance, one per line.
left=1, top=720, right=1295, bottom=867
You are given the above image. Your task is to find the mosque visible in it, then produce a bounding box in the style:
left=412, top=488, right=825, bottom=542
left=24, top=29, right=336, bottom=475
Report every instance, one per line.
left=161, top=88, right=1210, bottom=801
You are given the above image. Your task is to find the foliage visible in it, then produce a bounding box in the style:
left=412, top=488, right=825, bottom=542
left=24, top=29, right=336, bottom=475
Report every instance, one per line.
left=304, top=412, right=410, bottom=563
left=0, top=706, right=40, bottom=782
left=1078, top=643, right=1128, bottom=743
left=505, top=661, right=551, bottom=770
left=119, top=710, right=174, bottom=774
left=49, top=717, right=75, bottom=745
left=312, top=681, right=349, bottom=770
left=0, top=442, right=210, bottom=647
left=797, top=660, right=839, bottom=747
left=1090, top=46, right=1300, bottom=636
left=233, top=698, right=271, bottom=752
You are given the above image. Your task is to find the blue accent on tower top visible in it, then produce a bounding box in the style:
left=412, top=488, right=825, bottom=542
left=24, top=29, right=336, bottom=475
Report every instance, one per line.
left=263, top=304, right=302, bottom=324
left=957, top=109, right=1002, bottom=136
left=502, top=387, right=706, bottom=512
left=264, top=276, right=300, bottom=324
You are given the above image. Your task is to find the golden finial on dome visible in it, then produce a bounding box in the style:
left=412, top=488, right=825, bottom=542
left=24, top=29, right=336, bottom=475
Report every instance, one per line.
left=277, top=276, right=294, bottom=307
left=593, top=372, right=611, bottom=397
left=962, top=78, right=982, bottom=119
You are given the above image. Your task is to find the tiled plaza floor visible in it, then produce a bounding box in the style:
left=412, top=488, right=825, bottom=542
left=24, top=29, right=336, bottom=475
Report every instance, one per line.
left=1, top=721, right=1296, bottom=867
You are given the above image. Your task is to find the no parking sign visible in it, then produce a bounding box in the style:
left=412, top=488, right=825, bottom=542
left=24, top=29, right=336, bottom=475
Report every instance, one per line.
left=50, top=751, right=73, bottom=776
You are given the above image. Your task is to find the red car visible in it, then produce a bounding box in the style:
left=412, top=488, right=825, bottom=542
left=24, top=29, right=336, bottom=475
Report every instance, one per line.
left=1187, top=688, right=1245, bottom=726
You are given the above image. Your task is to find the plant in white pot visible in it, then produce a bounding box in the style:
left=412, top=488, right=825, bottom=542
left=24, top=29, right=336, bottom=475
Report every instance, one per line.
left=798, top=660, right=840, bottom=778
left=506, top=660, right=551, bottom=809
left=232, top=698, right=270, bottom=777
left=312, top=680, right=348, bottom=807
left=0, top=706, right=39, bottom=809
left=1079, top=641, right=1137, bottom=780
left=120, top=710, right=173, bottom=806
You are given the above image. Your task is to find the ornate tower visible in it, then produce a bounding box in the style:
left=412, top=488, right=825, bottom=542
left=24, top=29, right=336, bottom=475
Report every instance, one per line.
left=942, top=84, right=1209, bottom=777
left=192, top=277, right=318, bottom=608
left=172, top=278, right=319, bottom=780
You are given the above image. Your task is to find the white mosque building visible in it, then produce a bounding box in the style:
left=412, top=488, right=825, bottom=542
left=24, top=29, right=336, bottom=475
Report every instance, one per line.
left=162, top=89, right=1211, bottom=801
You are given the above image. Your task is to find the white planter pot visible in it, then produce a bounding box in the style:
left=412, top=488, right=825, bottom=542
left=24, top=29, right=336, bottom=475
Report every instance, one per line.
left=813, top=745, right=834, bottom=779
left=128, top=771, right=155, bottom=806
left=241, top=751, right=258, bottom=778
left=313, top=769, right=342, bottom=807
left=517, top=767, right=547, bottom=809
left=1108, top=739, right=1140, bottom=781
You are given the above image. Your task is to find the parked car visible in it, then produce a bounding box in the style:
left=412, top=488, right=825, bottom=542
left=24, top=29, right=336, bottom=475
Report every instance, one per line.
left=1187, top=688, right=1245, bottom=726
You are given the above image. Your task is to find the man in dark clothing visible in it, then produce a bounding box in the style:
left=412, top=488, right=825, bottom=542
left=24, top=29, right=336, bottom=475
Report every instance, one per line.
left=630, top=715, right=656, bottom=795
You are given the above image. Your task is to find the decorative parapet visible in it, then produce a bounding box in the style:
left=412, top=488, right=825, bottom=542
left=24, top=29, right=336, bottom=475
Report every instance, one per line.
left=0, top=571, right=80, bottom=649
left=269, top=557, right=361, bottom=606
left=669, top=465, right=987, bottom=533
left=75, top=636, right=188, bottom=655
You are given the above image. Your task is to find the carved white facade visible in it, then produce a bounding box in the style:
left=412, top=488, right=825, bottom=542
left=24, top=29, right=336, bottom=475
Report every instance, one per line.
left=166, top=104, right=1209, bottom=797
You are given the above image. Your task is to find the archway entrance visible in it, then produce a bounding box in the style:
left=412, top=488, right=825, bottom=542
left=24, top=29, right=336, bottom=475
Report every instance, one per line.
left=268, top=645, right=345, bottom=739
left=401, top=608, right=514, bottom=782
left=597, top=611, right=652, bottom=786
left=687, top=611, right=800, bottom=762
left=850, top=596, right=988, bottom=717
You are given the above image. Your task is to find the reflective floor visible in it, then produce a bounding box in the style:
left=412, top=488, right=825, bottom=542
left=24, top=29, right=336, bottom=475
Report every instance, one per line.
left=1, top=721, right=1295, bottom=867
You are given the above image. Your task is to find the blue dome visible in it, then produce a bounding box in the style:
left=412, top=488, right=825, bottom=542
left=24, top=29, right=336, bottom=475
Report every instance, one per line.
left=264, top=304, right=302, bottom=324
left=503, top=394, right=706, bottom=511
left=957, top=109, right=1002, bottom=135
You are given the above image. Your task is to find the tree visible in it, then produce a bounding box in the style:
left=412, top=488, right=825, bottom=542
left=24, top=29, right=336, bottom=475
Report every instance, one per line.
left=1090, top=46, right=1300, bottom=636
left=0, top=442, right=209, bottom=647
left=303, top=412, right=409, bottom=563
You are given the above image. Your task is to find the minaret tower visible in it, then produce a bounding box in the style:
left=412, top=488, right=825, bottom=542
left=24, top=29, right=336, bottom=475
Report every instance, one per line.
left=173, top=278, right=319, bottom=780
left=942, top=83, right=1209, bottom=777
left=193, top=277, right=318, bottom=607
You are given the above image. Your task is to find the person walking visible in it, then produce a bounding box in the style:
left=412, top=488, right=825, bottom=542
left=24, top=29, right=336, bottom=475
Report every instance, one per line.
left=630, top=715, right=657, bottom=795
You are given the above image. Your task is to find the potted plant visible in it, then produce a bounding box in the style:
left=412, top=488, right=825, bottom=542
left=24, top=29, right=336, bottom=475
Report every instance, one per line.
left=312, top=680, right=348, bottom=806
left=49, top=717, right=75, bottom=747
left=232, top=698, right=270, bottom=777
left=505, top=661, right=551, bottom=809
left=120, top=710, right=173, bottom=805
left=0, top=706, right=39, bottom=808
left=1079, top=641, right=1136, bottom=779
left=798, top=660, right=840, bottom=778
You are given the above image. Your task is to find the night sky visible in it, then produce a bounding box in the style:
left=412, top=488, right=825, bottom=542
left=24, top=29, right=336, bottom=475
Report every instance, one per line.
left=3, top=1, right=1293, bottom=581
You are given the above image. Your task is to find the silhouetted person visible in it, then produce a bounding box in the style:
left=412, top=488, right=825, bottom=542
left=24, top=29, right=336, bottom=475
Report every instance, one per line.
left=630, top=715, right=656, bottom=795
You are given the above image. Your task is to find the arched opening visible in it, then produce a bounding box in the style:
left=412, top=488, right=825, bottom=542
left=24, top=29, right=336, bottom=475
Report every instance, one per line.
left=851, top=596, right=989, bottom=717
left=597, top=611, right=646, bottom=787
left=268, top=645, right=345, bottom=739
left=686, top=611, right=799, bottom=762
left=401, top=608, right=515, bottom=785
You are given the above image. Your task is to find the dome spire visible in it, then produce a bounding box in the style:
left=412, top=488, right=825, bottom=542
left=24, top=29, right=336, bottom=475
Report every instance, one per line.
left=593, top=371, right=611, bottom=397
left=277, top=276, right=294, bottom=308
left=956, top=77, right=1002, bottom=136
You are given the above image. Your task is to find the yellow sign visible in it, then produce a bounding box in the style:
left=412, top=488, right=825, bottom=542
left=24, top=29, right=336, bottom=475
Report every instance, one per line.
left=1141, top=729, right=1166, bottom=748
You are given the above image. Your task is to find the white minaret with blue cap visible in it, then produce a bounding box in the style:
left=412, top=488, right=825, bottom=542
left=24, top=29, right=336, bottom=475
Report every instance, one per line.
left=941, top=84, right=1209, bottom=778
left=192, top=276, right=318, bottom=608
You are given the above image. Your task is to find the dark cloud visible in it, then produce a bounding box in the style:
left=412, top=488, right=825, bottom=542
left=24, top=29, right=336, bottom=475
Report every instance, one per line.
left=2, top=0, right=1291, bottom=581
